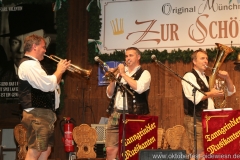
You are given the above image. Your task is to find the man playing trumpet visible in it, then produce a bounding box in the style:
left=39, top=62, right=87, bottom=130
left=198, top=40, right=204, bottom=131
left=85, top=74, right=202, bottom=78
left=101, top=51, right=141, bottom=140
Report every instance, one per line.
left=18, top=34, right=70, bottom=160
left=105, top=47, right=151, bottom=160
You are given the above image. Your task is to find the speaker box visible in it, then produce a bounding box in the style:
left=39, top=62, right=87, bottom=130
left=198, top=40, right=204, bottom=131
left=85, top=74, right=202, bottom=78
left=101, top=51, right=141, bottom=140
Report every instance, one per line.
left=139, top=149, right=187, bottom=160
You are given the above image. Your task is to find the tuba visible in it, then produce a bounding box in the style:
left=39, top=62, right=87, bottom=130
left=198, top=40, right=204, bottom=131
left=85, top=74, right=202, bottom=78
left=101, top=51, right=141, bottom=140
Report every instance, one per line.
left=208, top=43, right=234, bottom=108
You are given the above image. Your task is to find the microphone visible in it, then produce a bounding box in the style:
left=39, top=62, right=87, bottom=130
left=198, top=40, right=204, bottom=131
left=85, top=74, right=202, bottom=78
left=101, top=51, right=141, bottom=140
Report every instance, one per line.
left=94, top=56, right=107, bottom=66
left=151, top=54, right=158, bottom=62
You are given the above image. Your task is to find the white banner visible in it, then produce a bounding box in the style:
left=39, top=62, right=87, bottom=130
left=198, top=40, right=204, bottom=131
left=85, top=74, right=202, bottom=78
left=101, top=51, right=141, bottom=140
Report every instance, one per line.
left=99, top=0, right=240, bottom=53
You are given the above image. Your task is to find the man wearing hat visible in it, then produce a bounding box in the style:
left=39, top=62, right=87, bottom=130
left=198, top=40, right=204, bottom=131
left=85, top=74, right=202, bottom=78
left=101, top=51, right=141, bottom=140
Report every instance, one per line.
left=0, top=3, right=55, bottom=82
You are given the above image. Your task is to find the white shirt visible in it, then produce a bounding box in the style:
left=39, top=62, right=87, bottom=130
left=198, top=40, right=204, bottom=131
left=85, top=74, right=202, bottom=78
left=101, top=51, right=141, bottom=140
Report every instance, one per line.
left=106, top=65, right=151, bottom=110
left=182, top=70, right=236, bottom=109
left=18, top=55, right=60, bottom=110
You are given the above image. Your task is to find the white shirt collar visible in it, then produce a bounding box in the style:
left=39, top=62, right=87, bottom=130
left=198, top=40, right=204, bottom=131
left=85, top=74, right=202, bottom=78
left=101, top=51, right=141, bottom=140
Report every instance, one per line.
left=24, top=54, right=38, bottom=61
left=126, top=65, right=141, bottom=75
left=195, top=69, right=205, bottom=76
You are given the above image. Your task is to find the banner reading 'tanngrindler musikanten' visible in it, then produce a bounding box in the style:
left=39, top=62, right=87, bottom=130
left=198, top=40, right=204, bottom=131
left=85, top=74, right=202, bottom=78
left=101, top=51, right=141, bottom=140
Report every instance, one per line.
left=202, top=109, right=240, bottom=160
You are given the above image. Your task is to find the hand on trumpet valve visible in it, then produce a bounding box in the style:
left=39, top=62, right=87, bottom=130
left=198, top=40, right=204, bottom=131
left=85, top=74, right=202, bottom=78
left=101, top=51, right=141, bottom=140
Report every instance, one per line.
left=118, top=63, right=125, bottom=76
left=103, top=62, right=127, bottom=81
left=57, top=59, right=71, bottom=73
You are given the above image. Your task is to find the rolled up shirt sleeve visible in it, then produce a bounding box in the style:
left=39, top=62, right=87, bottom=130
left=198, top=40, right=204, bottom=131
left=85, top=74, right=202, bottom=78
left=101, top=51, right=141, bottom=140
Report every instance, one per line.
left=18, top=60, right=57, bottom=92
left=135, top=70, right=151, bottom=94
left=182, top=72, right=205, bottom=105
left=227, top=85, right=236, bottom=96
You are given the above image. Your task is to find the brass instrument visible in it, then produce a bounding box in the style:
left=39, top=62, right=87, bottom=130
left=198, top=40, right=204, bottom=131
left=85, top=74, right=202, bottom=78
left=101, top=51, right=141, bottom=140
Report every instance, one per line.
left=44, top=54, right=92, bottom=79
left=104, top=62, right=128, bottom=81
left=104, top=67, right=119, bottom=81
left=208, top=43, right=234, bottom=108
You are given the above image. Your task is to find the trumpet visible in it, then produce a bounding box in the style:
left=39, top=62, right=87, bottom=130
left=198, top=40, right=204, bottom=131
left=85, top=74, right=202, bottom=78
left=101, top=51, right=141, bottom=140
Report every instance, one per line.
left=104, top=66, right=119, bottom=81
left=44, top=54, right=92, bottom=79
left=104, top=61, right=128, bottom=81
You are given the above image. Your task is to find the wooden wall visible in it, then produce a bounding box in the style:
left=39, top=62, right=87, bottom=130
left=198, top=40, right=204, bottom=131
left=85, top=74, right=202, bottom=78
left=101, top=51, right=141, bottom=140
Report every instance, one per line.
left=1, top=0, right=240, bottom=159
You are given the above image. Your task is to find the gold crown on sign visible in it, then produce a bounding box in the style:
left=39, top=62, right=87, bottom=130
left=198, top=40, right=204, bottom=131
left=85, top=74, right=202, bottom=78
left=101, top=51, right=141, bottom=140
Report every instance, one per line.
left=110, top=18, right=124, bottom=35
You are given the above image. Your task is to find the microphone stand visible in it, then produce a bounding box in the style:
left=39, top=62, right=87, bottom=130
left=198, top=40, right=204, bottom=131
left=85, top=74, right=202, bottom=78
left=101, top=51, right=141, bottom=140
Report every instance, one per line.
left=99, top=63, right=133, bottom=160
left=153, top=58, right=206, bottom=160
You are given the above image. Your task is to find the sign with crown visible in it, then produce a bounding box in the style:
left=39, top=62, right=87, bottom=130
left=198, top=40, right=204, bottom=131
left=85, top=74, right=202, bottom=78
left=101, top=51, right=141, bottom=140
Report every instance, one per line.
left=99, top=0, right=240, bottom=53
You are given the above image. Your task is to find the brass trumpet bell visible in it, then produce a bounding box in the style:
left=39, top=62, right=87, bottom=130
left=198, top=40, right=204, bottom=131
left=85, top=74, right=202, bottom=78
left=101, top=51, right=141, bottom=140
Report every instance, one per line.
left=103, top=67, right=119, bottom=81
left=44, top=54, right=92, bottom=79
left=103, top=62, right=127, bottom=81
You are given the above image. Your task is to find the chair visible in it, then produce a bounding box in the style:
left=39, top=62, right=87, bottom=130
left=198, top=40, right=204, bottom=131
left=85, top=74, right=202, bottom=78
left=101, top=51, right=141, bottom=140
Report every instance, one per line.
left=179, top=127, right=192, bottom=154
left=157, top=128, right=165, bottom=149
left=13, top=124, right=27, bottom=160
left=72, top=124, right=97, bottom=159
left=165, top=125, right=185, bottom=150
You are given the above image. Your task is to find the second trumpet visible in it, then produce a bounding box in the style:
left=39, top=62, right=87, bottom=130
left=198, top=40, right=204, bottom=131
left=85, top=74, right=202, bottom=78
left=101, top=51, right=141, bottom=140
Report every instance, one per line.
left=105, top=62, right=128, bottom=79
left=44, top=54, right=92, bottom=79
